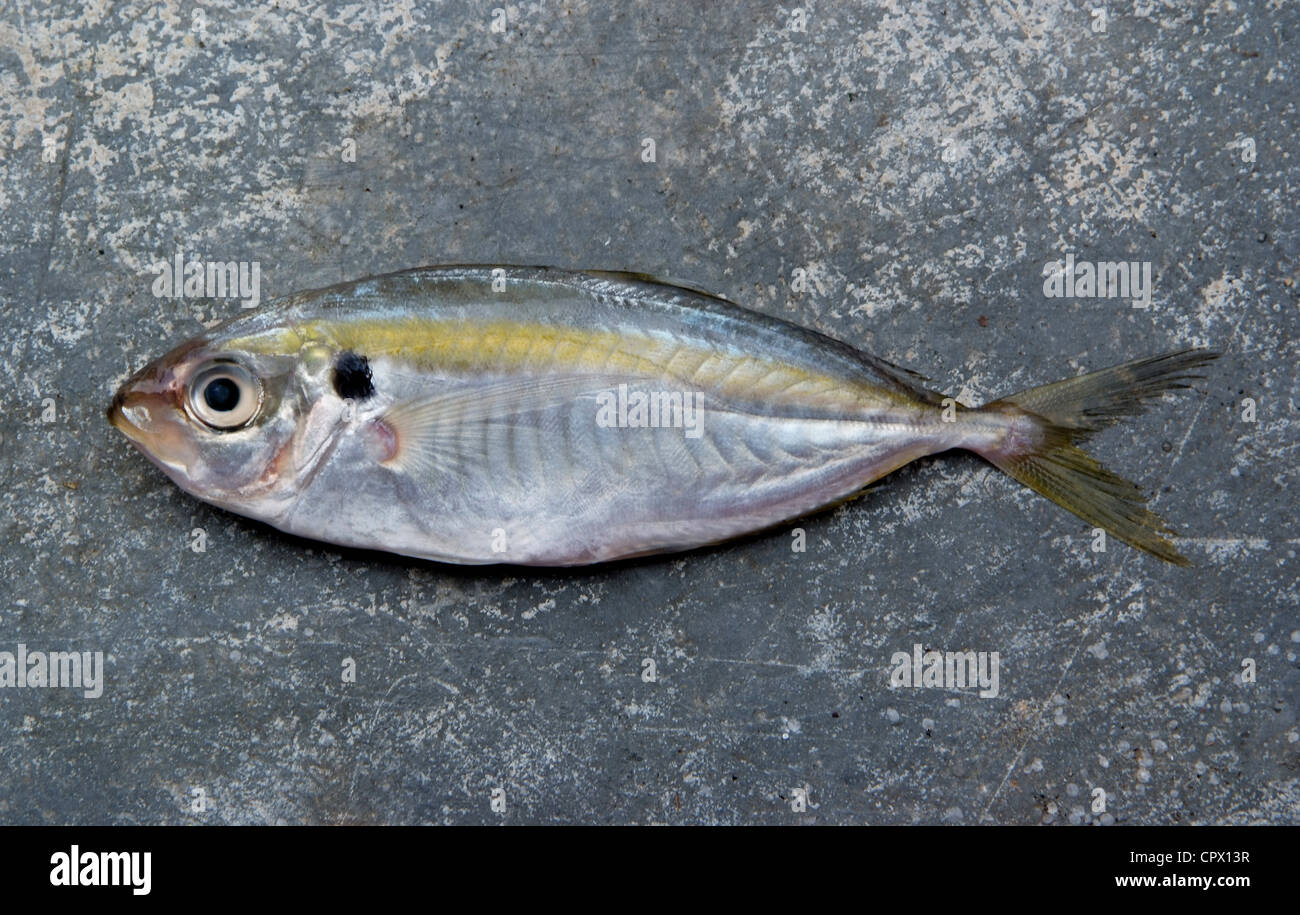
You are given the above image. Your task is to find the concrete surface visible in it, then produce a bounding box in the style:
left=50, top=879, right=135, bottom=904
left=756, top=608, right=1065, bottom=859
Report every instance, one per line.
left=1, top=0, right=1296, bottom=824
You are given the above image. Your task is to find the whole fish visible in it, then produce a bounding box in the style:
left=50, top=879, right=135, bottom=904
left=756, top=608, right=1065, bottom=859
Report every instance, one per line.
left=108, top=266, right=1218, bottom=566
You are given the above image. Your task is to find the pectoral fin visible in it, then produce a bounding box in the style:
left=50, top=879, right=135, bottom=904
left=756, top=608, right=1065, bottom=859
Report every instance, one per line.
left=378, top=375, right=610, bottom=477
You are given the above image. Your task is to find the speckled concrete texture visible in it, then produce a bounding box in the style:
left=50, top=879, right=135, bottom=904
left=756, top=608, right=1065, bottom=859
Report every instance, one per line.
left=1, top=1, right=1296, bottom=824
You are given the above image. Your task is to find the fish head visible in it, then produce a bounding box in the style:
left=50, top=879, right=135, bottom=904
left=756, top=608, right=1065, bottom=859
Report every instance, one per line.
left=107, top=329, right=313, bottom=517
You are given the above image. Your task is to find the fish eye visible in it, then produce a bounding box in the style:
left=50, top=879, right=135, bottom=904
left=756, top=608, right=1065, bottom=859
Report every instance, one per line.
left=187, top=360, right=262, bottom=429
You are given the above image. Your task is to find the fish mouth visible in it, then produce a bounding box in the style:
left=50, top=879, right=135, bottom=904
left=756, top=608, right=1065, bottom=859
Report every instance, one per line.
left=106, top=388, right=159, bottom=444
left=106, top=339, right=207, bottom=439
left=106, top=387, right=198, bottom=475
left=106, top=391, right=141, bottom=440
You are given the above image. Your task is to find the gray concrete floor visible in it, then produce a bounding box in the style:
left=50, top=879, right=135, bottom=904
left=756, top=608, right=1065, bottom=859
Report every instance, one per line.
left=1, top=1, right=1296, bottom=824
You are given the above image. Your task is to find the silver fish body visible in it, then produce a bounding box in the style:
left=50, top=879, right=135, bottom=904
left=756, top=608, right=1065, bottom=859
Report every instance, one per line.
left=108, top=266, right=1216, bottom=565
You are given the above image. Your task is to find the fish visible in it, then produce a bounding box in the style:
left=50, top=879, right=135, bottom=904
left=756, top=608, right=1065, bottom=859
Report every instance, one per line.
left=107, top=265, right=1219, bottom=566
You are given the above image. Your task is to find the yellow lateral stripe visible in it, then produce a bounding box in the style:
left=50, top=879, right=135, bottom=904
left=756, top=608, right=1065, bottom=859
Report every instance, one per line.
left=231, top=318, right=906, bottom=408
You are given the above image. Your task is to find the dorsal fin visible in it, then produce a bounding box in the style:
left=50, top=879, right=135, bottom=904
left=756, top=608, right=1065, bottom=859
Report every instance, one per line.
left=582, top=269, right=748, bottom=306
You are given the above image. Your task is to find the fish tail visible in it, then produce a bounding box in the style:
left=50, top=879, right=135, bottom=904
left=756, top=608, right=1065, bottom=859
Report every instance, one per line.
left=970, top=349, right=1222, bottom=565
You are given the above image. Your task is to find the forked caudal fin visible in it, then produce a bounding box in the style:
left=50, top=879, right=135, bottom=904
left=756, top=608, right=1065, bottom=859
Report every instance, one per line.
left=972, top=349, right=1221, bottom=566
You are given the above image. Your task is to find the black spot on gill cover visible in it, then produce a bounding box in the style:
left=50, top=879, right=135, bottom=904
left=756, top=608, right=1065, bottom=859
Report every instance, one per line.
left=333, top=351, right=375, bottom=400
